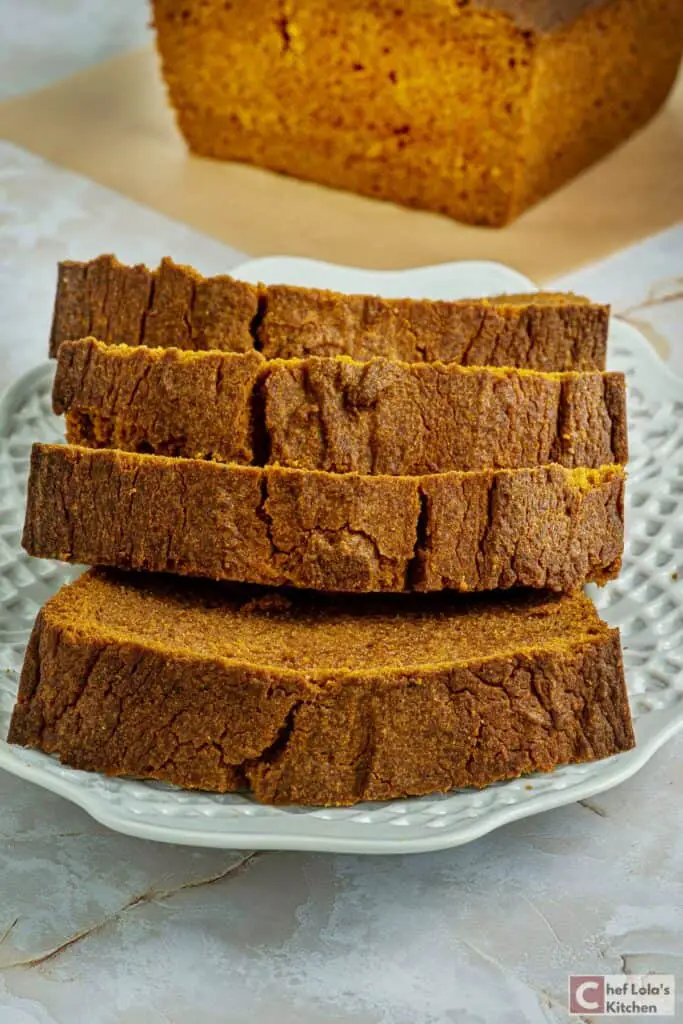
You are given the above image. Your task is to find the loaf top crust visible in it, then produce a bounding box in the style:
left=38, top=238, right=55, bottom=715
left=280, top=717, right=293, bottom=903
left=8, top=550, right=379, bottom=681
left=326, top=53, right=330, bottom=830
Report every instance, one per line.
left=154, top=1, right=609, bottom=38
left=32, top=568, right=615, bottom=677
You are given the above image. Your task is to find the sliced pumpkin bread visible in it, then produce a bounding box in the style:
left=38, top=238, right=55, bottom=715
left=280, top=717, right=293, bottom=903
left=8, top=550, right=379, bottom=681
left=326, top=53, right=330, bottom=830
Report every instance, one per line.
left=50, top=255, right=609, bottom=370
left=8, top=569, right=634, bottom=806
left=24, top=444, right=624, bottom=594
left=54, top=338, right=627, bottom=475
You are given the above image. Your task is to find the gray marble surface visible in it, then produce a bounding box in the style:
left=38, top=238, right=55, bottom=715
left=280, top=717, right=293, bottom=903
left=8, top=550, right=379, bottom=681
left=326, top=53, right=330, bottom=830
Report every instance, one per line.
left=0, top=745, right=680, bottom=1024
left=0, top=143, right=682, bottom=1024
left=0, top=1, right=150, bottom=100
left=0, top=142, right=246, bottom=391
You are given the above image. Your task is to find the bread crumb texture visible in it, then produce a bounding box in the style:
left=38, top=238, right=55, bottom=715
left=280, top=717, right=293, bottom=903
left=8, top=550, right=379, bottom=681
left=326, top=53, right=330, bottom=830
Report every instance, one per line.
left=23, top=444, right=624, bottom=594
left=151, top=0, right=683, bottom=224
left=55, top=337, right=627, bottom=474
left=50, top=256, right=609, bottom=369
left=8, top=570, right=635, bottom=805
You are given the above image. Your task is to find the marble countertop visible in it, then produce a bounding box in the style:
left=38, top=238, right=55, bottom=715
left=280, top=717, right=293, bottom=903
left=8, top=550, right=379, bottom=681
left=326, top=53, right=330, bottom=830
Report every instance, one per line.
left=0, top=1, right=149, bottom=101
left=0, top=5, right=682, bottom=1018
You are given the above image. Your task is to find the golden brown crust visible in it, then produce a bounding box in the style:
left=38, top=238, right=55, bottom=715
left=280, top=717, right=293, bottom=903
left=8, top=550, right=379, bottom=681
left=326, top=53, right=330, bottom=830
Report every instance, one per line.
left=50, top=256, right=609, bottom=370
left=23, top=444, right=624, bottom=594
left=8, top=570, right=635, bottom=806
left=55, top=339, right=627, bottom=474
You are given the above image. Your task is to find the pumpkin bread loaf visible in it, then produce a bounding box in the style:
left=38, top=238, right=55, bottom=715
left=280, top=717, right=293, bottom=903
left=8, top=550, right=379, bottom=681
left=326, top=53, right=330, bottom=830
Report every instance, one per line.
left=23, top=444, right=624, bottom=594
left=8, top=570, right=635, bottom=806
left=50, top=256, right=610, bottom=370
left=152, top=0, right=683, bottom=225
left=55, top=338, right=627, bottom=475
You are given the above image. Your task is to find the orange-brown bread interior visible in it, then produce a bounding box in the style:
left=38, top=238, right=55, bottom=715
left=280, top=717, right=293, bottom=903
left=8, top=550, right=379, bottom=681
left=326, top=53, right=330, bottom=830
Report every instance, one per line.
left=8, top=571, right=635, bottom=805
left=152, top=0, right=683, bottom=225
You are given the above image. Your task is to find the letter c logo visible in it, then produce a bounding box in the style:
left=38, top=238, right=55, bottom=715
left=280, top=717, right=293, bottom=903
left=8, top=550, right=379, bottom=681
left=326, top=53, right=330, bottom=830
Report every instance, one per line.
left=576, top=981, right=601, bottom=1010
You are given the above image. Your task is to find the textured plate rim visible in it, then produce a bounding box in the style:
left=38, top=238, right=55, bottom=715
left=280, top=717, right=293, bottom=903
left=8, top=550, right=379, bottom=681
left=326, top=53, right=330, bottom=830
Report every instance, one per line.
left=2, top=711, right=682, bottom=853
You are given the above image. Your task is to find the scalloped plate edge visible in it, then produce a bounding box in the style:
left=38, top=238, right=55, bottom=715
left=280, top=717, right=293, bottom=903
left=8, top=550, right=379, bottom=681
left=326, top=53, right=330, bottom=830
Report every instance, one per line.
left=1, top=709, right=682, bottom=853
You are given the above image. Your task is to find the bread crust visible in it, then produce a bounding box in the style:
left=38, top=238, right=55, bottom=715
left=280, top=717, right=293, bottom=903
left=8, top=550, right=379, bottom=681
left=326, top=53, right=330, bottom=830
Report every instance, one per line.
left=151, top=0, right=683, bottom=225
left=8, top=570, right=635, bottom=806
left=23, top=444, right=624, bottom=594
left=55, top=338, right=627, bottom=475
left=50, top=256, right=609, bottom=370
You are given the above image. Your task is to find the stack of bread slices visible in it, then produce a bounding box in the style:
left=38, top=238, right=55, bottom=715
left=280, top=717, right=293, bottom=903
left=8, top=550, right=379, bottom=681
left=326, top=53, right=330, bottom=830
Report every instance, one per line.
left=9, top=256, right=634, bottom=806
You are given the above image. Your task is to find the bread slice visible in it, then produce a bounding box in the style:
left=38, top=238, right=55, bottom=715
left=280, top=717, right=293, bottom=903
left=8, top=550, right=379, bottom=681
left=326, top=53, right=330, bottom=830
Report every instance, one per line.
left=8, top=569, right=635, bottom=806
left=49, top=255, right=609, bottom=370
left=55, top=338, right=627, bottom=475
left=24, top=444, right=624, bottom=594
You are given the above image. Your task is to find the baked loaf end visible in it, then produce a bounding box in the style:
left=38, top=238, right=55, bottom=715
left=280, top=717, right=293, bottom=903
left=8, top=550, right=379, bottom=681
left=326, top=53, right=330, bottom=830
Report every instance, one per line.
left=8, top=570, right=635, bottom=806
left=152, top=0, right=683, bottom=225
left=50, top=256, right=610, bottom=370
left=23, top=444, right=624, bottom=594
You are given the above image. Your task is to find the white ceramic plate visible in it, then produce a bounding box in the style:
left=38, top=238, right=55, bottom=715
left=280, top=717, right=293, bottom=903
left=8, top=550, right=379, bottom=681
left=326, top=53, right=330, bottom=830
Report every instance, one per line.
left=1, top=257, right=682, bottom=854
